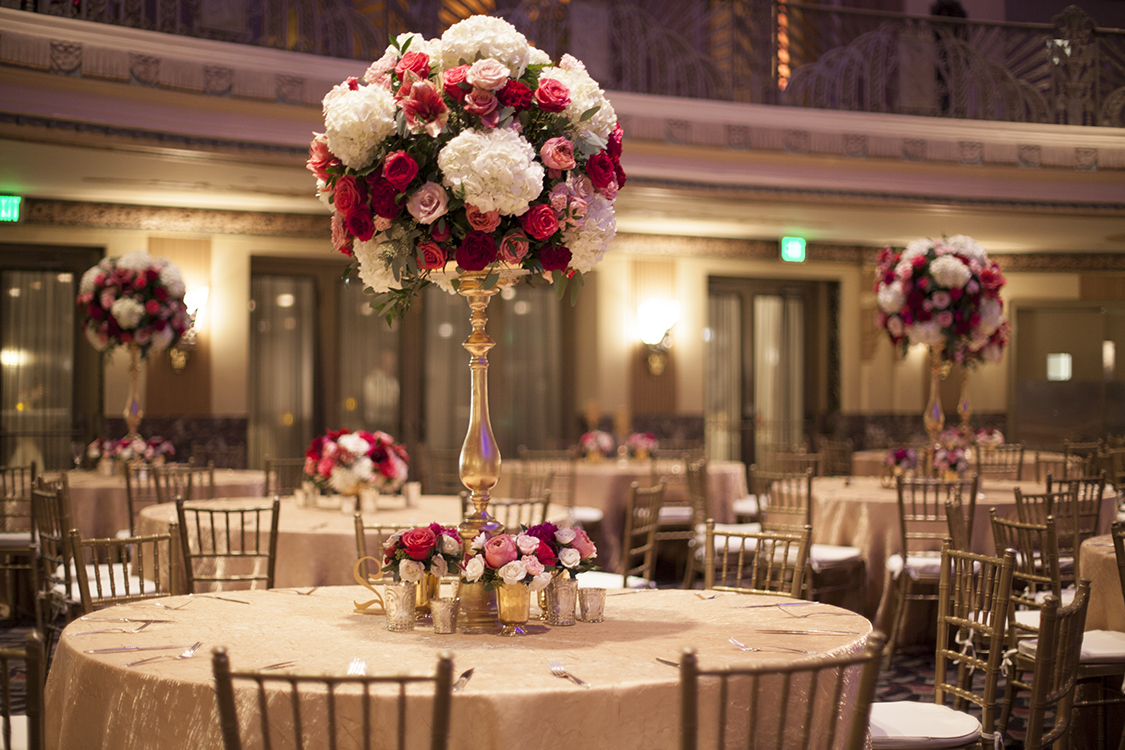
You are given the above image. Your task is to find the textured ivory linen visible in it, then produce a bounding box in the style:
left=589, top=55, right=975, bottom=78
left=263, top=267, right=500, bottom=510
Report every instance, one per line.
left=498, top=459, right=749, bottom=572
left=1080, top=535, right=1125, bottom=632
left=849, top=450, right=1057, bottom=480
left=136, top=495, right=570, bottom=591
left=45, top=587, right=872, bottom=750
left=64, top=469, right=266, bottom=539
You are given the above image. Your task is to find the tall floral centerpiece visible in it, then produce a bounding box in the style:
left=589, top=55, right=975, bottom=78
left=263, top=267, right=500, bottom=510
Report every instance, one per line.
left=309, top=15, right=623, bottom=631
left=874, top=235, right=1007, bottom=461
left=77, top=252, right=191, bottom=440
left=304, top=429, right=409, bottom=495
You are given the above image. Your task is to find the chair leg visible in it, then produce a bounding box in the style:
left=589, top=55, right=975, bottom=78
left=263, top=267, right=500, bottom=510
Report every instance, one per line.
left=681, top=540, right=697, bottom=589
left=997, top=667, right=1022, bottom=738
left=882, top=574, right=910, bottom=670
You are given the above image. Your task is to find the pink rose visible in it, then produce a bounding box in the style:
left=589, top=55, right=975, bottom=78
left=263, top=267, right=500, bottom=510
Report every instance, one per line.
left=442, top=64, right=471, bottom=101
left=394, top=51, right=430, bottom=82
left=465, top=204, right=501, bottom=232
left=571, top=529, right=596, bottom=559
left=331, top=212, right=352, bottom=256
left=333, top=174, right=365, bottom=215
left=498, top=232, right=529, bottom=264
left=363, top=50, right=398, bottom=87
left=463, top=89, right=499, bottom=125
left=401, top=527, right=437, bottom=561
left=937, top=311, right=954, bottom=327
left=483, top=535, right=518, bottom=569
left=406, top=182, right=449, bottom=224
left=534, top=78, right=570, bottom=113
left=417, top=241, right=446, bottom=270
left=548, top=184, right=569, bottom=212
left=522, top=555, right=545, bottom=577
left=382, top=151, right=418, bottom=193
left=466, top=59, right=510, bottom=90
left=540, top=137, right=576, bottom=171
left=306, top=134, right=336, bottom=181
left=519, top=204, right=559, bottom=241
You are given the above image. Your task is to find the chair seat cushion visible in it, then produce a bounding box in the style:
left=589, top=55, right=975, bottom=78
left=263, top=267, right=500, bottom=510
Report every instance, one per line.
left=886, top=553, right=943, bottom=580
left=7, top=714, right=28, bottom=750
left=0, top=531, right=32, bottom=549
left=658, top=506, right=694, bottom=523
left=53, top=563, right=157, bottom=601
left=1013, top=609, right=1041, bottom=629
left=1032, top=587, right=1076, bottom=606
left=809, top=544, right=862, bottom=569
left=731, top=496, right=760, bottom=518
left=869, top=701, right=981, bottom=748
left=1018, top=630, right=1125, bottom=663
left=568, top=506, right=604, bottom=525
left=575, top=571, right=653, bottom=590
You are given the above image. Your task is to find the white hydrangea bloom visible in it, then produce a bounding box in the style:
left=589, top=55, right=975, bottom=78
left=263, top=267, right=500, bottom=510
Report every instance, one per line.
left=562, top=194, right=615, bottom=274
left=527, top=46, right=551, bottom=66
left=79, top=266, right=100, bottom=295
left=439, top=16, right=531, bottom=77
left=901, top=239, right=933, bottom=262
left=877, top=280, right=904, bottom=313
left=537, top=65, right=617, bottom=141
left=337, top=432, right=371, bottom=455
left=975, top=297, right=1005, bottom=340
left=116, top=251, right=154, bottom=273
left=110, top=298, right=144, bottom=329
left=945, top=234, right=988, bottom=264
left=323, top=83, right=397, bottom=170
left=353, top=239, right=404, bottom=294
left=389, top=32, right=435, bottom=61
left=929, top=255, right=972, bottom=289
left=438, top=128, right=544, bottom=215
left=158, top=262, right=186, bottom=299
left=905, top=320, right=945, bottom=347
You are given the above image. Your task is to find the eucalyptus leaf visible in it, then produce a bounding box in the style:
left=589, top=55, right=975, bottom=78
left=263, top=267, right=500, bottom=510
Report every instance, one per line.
left=570, top=279, right=580, bottom=306
left=579, top=106, right=600, bottom=122
left=483, top=272, right=499, bottom=290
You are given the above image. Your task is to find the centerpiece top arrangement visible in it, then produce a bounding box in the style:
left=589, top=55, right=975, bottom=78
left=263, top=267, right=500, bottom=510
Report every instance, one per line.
left=307, top=15, right=624, bottom=320
left=873, top=235, right=1008, bottom=365
left=77, top=251, right=191, bottom=359
left=304, top=429, right=409, bottom=495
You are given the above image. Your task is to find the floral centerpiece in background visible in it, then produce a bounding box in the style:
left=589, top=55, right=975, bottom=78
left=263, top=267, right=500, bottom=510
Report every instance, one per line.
left=975, top=426, right=1004, bottom=449
left=88, top=435, right=175, bottom=466
left=307, top=15, right=624, bottom=320
left=625, top=432, right=657, bottom=459
left=304, top=429, right=409, bottom=495
left=885, top=446, right=918, bottom=471
left=934, top=428, right=970, bottom=478
left=579, top=430, right=615, bottom=459
left=77, top=252, right=190, bottom=357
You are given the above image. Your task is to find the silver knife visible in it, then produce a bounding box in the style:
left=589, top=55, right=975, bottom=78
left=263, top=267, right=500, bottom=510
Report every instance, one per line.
left=452, top=668, right=474, bottom=692
left=80, top=617, right=175, bottom=623
left=85, top=644, right=196, bottom=654
left=756, top=629, right=860, bottom=636
left=739, top=602, right=817, bottom=609
left=655, top=657, right=680, bottom=668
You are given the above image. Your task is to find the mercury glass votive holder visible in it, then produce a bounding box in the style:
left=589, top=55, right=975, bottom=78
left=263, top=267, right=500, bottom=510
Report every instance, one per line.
left=578, top=587, right=606, bottom=623
left=384, top=581, right=417, bottom=632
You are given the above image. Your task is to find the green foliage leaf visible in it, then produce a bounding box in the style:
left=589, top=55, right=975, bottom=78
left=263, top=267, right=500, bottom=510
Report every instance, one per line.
left=483, top=272, right=499, bottom=290
left=579, top=105, right=600, bottom=122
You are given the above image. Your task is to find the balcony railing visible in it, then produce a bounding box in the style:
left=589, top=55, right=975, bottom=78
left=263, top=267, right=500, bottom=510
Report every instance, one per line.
left=12, top=0, right=1125, bottom=127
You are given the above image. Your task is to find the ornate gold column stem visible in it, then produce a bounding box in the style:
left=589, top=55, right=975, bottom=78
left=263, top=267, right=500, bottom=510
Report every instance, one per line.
left=957, top=368, right=972, bottom=438
left=124, top=345, right=144, bottom=440
left=456, top=272, right=502, bottom=633
left=923, top=347, right=945, bottom=475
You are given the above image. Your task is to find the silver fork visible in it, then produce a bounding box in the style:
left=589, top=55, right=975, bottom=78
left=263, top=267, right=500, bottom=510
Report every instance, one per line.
left=547, top=660, right=589, bottom=688
left=125, top=641, right=203, bottom=667
left=347, top=657, right=366, bottom=676
left=778, top=606, right=856, bottom=619
left=74, top=622, right=154, bottom=636
left=729, top=637, right=814, bottom=655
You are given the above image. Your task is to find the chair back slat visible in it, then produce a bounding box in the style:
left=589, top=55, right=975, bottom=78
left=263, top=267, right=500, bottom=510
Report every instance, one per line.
left=488, top=495, right=550, bottom=535
left=263, top=457, right=306, bottom=497
left=1023, top=583, right=1090, bottom=750
left=621, top=482, right=663, bottom=585
left=896, top=476, right=977, bottom=556
left=68, top=527, right=180, bottom=612
left=758, top=470, right=813, bottom=534
left=975, top=444, right=1025, bottom=480
left=516, top=448, right=578, bottom=508
left=0, top=463, right=35, bottom=533
left=704, top=519, right=811, bottom=598
left=176, top=498, right=280, bottom=591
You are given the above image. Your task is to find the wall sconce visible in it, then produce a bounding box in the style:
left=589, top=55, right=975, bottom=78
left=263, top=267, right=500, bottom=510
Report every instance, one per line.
left=170, top=286, right=209, bottom=373
left=637, top=298, right=681, bottom=376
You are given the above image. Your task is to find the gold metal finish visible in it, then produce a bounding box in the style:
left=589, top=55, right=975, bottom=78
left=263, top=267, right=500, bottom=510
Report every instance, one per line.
left=124, top=345, right=143, bottom=440
left=957, top=368, right=972, bottom=438
left=414, top=572, right=439, bottom=622
left=496, top=583, right=530, bottom=637
left=923, top=347, right=945, bottom=472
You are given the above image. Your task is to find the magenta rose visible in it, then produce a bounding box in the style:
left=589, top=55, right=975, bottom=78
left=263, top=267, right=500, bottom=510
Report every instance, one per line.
left=483, top=535, right=518, bottom=569
left=400, top=527, right=437, bottom=561
left=345, top=208, right=375, bottom=242
left=366, top=176, right=402, bottom=219
left=456, top=232, right=498, bottom=271
left=539, top=244, right=572, bottom=272
left=519, top=204, right=559, bottom=241
left=333, top=174, right=365, bottom=215
left=406, top=182, right=449, bottom=225
left=608, top=122, right=623, bottom=159
left=571, top=529, right=596, bottom=559
left=465, top=204, right=501, bottom=232
left=585, top=152, right=616, bottom=192
left=540, top=137, right=576, bottom=171
left=417, top=241, right=446, bottom=270
left=466, top=59, right=510, bottom=90
left=382, top=151, right=418, bottom=193
left=614, top=159, right=627, bottom=189
left=498, top=232, right=529, bottom=264
left=497, top=79, right=532, bottom=110
left=534, top=78, right=571, bottom=113
left=442, top=64, right=471, bottom=101
left=394, top=51, right=430, bottom=82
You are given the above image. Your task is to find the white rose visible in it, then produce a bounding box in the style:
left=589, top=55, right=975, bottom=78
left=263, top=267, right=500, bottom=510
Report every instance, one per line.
left=554, top=528, right=577, bottom=545
left=905, top=320, right=946, bottom=347
left=559, top=548, right=582, bottom=569
left=529, top=571, right=552, bottom=593
left=429, top=556, right=448, bottom=579
left=337, top=432, right=371, bottom=455
left=498, top=560, right=528, bottom=586
left=877, top=281, right=904, bottom=314
left=462, top=554, right=485, bottom=582
left=516, top=534, right=540, bottom=555
left=110, top=297, right=145, bottom=329
left=929, top=255, right=972, bottom=289
left=399, top=559, right=424, bottom=583
left=442, top=534, right=461, bottom=556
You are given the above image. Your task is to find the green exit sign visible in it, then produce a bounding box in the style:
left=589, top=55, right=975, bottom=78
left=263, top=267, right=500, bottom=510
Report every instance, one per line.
left=780, top=236, right=806, bottom=262
left=0, top=197, right=21, bottom=223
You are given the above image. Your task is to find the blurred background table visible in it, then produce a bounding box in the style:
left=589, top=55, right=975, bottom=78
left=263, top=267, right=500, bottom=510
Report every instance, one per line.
left=1080, top=535, right=1125, bottom=631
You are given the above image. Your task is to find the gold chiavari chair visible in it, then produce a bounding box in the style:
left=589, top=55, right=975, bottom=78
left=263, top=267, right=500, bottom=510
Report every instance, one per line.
left=576, top=482, right=663, bottom=590
left=1019, top=586, right=1090, bottom=750
left=263, top=457, right=306, bottom=497
left=975, top=443, right=1025, bottom=480
left=175, top=497, right=280, bottom=592
left=0, top=463, right=37, bottom=621
left=0, top=630, right=44, bottom=750
left=68, top=527, right=179, bottom=613
left=703, top=519, right=811, bottom=598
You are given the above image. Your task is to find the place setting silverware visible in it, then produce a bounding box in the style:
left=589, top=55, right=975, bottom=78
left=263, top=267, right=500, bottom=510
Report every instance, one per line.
left=452, top=668, right=475, bottom=692
left=754, top=629, right=861, bottom=636
left=728, top=637, right=815, bottom=655
left=737, top=601, right=817, bottom=610
left=125, top=641, right=203, bottom=668
left=73, top=622, right=156, bottom=635
left=191, top=594, right=250, bottom=605
left=548, top=660, right=589, bottom=688
left=259, top=661, right=298, bottom=671
left=85, top=643, right=198, bottom=655
left=655, top=657, right=680, bottom=668
left=81, top=617, right=175, bottom=623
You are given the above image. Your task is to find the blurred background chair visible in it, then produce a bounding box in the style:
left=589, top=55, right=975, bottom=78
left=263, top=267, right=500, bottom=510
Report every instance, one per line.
left=68, top=527, right=179, bottom=614
left=263, top=457, right=306, bottom=498
left=176, top=497, right=280, bottom=592
left=0, top=463, right=37, bottom=622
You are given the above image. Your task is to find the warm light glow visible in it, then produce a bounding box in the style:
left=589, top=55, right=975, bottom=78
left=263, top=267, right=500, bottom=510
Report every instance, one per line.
left=638, top=299, right=681, bottom=346
left=276, top=293, right=295, bottom=308
left=184, top=286, right=210, bottom=316
left=0, top=348, right=27, bottom=367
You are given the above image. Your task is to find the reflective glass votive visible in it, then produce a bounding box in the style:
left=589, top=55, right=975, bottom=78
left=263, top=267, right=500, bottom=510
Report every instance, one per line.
left=384, top=581, right=417, bottom=632
left=578, top=587, right=606, bottom=623
left=546, top=577, right=579, bottom=626
left=431, top=597, right=460, bottom=634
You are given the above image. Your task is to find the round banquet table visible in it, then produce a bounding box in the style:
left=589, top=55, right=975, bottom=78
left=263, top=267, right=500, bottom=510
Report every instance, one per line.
left=64, top=469, right=266, bottom=539
left=45, top=587, right=872, bottom=750
left=812, top=476, right=1119, bottom=622
left=1080, top=535, right=1125, bottom=632
left=136, top=495, right=571, bottom=590
left=850, top=449, right=1063, bottom=481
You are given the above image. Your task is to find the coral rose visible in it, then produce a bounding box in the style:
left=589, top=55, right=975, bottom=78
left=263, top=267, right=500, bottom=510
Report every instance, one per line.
left=465, top=204, right=501, bottom=232
left=333, top=174, right=365, bottom=215
left=416, top=241, right=446, bottom=270
left=394, top=51, right=430, bottom=82
left=483, top=535, right=518, bottom=569
left=540, top=137, right=576, bottom=171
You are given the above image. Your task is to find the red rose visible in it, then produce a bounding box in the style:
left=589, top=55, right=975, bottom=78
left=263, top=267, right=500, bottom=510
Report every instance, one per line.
left=366, top=176, right=402, bottom=219
left=519, top=204, right=559, bottom=241
left=417, top=241, right=446, bottom=270
left=497, top=79, right=532, bottom=110
left=346, top=208, right=375, bottom=242
left=382, top=151, right=418, bottom=193
left=431, top=220, right=452, bottom=243
left=534, top=78, right=570, bottom=113
left=401, top=527, right=437, bottom=561
left=539, top=244, right=572, bottom=271
left=585, top=152, right=616, bottom=191
left=614, top=159, right=627, bottom=189
left=394, top=51, right=430, bottom=82
left=456, top=231, right=498, bottom=272
left=145, top=299, right=160, bottom=315
left=534, top=539, right=557, bottom=567
left=442, top=64, right=471, bottom=101
left=333, top=174, right=365, bottom=215
left=607, top=123, right=623, bottom=159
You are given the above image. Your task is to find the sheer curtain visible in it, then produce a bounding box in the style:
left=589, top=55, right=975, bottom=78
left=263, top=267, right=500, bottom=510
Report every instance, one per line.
left=248, top=276, right=315, bottom=468
left=754, top=295, right=805, bottom=450
left=337, top=279, right=401, bottom=437
left=0, top=270, right=74, bottom=470
left=706, top=293, right=742, bottom=461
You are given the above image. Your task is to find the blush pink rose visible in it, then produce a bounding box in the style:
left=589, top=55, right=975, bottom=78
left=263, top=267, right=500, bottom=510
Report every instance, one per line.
left=534, top=78, right=570, bottom=113
left=466, top=59, right=510, bottom=90
left=483, top=535, right=518, bottom=569
left=540, top=137, right=575, bottom=170
left=442, top=64, right=471, bottom=101
left=406, top=182, right=449, bottom=224
left=522, top=555, right=545, bottom=577
left=571, top=529, right=596, bottom=559
left=498, top=232, right=529, bottom=264
left=519, top=204, right=559, bottom=241
left=463, top=89, right=498, bottom=125
left=465, top=204, right=501, bottom=232
left=306, top=134, right=336, bottom=181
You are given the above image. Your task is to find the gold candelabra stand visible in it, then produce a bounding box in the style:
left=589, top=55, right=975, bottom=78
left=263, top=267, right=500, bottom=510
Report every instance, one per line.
left=124, top=345, right=144, bottom=441
left=923, top=347, right=947, bottom=475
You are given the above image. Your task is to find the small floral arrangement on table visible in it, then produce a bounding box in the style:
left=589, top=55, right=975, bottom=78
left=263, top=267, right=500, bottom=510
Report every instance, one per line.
left=579, top=430, right=615, bottom=456
left=307, top=15, right=623, bottom=320
left=76, top=251, right=191, bottom=358
left=934, top=444, right=969, bottom=475
left=625, top=432, right=658, bottom=457
left=89, top=435, right=175, bottom=464
left=382, top=524, right=462, bottom=582
left=874, top=235, right=1007, bottom=364
left=460, top=530, right=555, bottom=592
left=304, top=429, right=409, bottom=494
left=525, top=521, right=598, bottom=576
left=884, top=446, right=918, bottom=470
left=975, top=426, right=1005, bottom=448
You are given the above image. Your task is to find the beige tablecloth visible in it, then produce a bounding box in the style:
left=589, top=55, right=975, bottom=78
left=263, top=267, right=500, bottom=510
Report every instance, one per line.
left=65, top=469, right=266, bottom=539
left=850, top=449, right=1063, bottom=481
left=45, top=587, right=872, bottom=750
left=137, top=495, right=570, bottom=590
left=1081, top=535, right=1125, bottom=632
